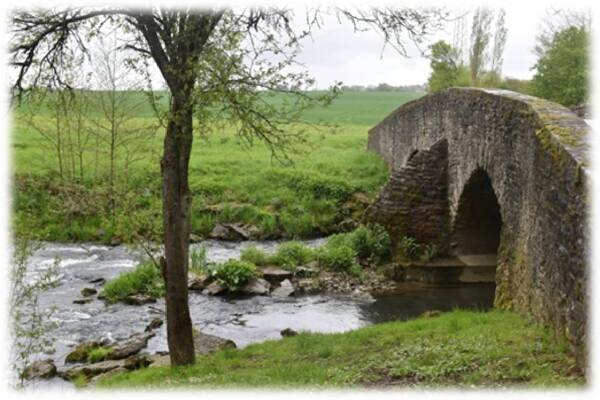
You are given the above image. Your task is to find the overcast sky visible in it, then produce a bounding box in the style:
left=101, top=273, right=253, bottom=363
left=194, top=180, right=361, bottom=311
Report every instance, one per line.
left=2, top=1, right=592, bottom=90
left=289, top=4, right=589, bottom=88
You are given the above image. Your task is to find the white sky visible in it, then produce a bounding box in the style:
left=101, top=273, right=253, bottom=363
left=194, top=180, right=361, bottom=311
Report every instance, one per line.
left=2, top=1, right=593, bottom=90
left=293, top=4, right=586, bottom=88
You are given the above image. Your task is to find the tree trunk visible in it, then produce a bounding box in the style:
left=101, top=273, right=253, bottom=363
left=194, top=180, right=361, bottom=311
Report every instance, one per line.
left=161, top=90, right=195, bottom=366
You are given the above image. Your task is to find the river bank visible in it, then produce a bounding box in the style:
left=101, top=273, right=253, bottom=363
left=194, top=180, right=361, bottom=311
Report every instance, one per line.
left=96, top=309, right=584, bottom=389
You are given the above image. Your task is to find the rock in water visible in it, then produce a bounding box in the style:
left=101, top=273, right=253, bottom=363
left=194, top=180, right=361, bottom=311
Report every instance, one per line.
left=295, top=262, right=319, bottom=278
left=108, top=332, right=155, bottom=360
left=65, top=341, right=103, bottom=363
left=88, top=277, right=106, bottom=285
left=61, top=359, right=126, bottom=381
left=261, top=266, right=293, bottom=282
left=202, top=281, right=226, bottom=295
left=73, top=298, right=93, bottom=305
left=61, top=354, right=151, bottom=381
left=144, top=318, right=164, bottom=332
left=188, top=275, right=212, bottom=291
left=209, top=222, right=259, bottom=240
left=123, top=294, right=157, bottom=305
left=271, top=279, right=295, bottom=298
left=280, top=328, right=298, bottom=337
left=23, top=359, right=57, bottom=380
left=193, top=331, right=236, bottom=355
left=240, top=278, right=270, bottom=295
left=81, top=287, right=98, bottom=297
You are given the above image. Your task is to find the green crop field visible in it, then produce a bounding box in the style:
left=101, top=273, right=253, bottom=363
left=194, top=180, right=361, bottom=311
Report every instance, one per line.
left=11, top=90, right=424, bottom=243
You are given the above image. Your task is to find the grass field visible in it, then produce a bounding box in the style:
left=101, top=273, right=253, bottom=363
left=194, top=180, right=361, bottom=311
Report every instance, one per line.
left=12, top=90, right=424, bottom=243
left=96, top=309, right=583, bottom=389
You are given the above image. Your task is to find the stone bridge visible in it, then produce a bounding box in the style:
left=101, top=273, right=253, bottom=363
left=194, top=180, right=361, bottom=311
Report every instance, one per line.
left=366, top=88, right=589, bottom=360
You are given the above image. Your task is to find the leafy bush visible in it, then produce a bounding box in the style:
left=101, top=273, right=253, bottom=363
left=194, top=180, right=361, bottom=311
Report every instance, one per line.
left=190, top=245, right=209, bottom=274
left=240, top=245, right=270, bottom=266
left=206, top=259, right=257, bottom=290
left=318, top=243, right=361, bottom=276
left=271, top=241, right=316, bottom=271
left=347, top=224, right=391, bottom=263
left=102, top=260, right=164, bottom=303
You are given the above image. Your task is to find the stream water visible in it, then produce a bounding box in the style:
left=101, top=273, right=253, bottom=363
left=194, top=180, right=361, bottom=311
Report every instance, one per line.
left=16, top=239, right=495, bottom=389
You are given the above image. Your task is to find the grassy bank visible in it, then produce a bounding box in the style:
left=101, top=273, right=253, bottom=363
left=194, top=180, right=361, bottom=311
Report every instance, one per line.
left=96, top=309, right=583, bottom=389
left=12, top=90, right=422, bottom=243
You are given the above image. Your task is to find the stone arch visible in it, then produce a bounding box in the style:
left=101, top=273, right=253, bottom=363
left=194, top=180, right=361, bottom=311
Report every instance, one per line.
left=451, top=167, right=502, bottom=256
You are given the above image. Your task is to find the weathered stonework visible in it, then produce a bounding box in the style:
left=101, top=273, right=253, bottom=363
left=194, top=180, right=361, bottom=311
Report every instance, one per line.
left=366, top=88, right=590, bottom=363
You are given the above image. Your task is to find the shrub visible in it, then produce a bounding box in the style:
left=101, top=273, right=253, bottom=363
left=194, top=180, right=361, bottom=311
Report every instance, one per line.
left=102, top=260, right=164, bottom=303
left=240, top=245, right=270, bottom=266
left=207, top=259, right=257, bottom=290
left=318, top=243, right=361, bottom=276
left=271, top=241, right=316, bottom=271
left=347, top=224, right=391, bottom=263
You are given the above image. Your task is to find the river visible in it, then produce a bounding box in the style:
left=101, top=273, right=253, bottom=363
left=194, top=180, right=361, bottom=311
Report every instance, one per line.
left=15, top=239, right=495, bottom=389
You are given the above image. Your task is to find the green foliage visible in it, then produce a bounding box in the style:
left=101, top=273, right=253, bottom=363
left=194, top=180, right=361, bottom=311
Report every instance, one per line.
left=190, top=245, right=209, bottom=274
left=346, top=224, right=391, bottom=263
left=271, top=241, right=316, bottom=271
left=102, top=260, right=165, bottom=303
left=397, top=236, right=438, bottom=264
left=427, top=41, right=463, bottom=92
left=206, top=259, right=257, bottom=290
left=240, top=245, right=270, bottom=266
left=397, top=236, right=421, bottom=262
left=531, top=26, right=589, bottom=107
left=97, top=310, right=583, bottom=388
left=318, top=241, right=361, bottom=276
left=87, top=347, right=113, bottom=363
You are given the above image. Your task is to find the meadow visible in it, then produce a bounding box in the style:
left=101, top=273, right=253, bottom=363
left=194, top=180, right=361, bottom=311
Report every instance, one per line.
left=12, top=90, right=424, bottom=243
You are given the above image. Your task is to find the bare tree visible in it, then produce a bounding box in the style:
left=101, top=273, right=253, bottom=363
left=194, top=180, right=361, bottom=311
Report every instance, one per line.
left=534, top=7, right=591, bottom=58
left=10, top=6, right=446, bottom=366
left=490, top=9, right=507, bottom=79
left=469, top=7, right=493, bottom=85
left=89, top=32, right=159, bottom=216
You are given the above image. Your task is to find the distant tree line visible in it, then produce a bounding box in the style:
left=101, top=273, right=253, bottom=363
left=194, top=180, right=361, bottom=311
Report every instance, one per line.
left=340, top=83, right=426, bottom=92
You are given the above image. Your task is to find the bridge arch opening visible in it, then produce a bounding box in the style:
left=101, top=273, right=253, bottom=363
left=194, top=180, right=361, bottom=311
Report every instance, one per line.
left=452, top=168, right=502, bottom=256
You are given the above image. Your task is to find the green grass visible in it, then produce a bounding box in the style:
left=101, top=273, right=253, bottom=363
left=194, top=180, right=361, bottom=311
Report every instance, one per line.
left=96, top=309, right=583, bottom=389
left=87, top=347, right=113, bottom=363
left=102, top=260, right=165, bottom=303
left=11, top=90, right=422, bottom=243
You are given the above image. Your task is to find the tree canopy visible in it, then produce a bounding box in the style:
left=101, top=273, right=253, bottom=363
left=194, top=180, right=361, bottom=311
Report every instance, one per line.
left=530, top=26, right=588, bottom=107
